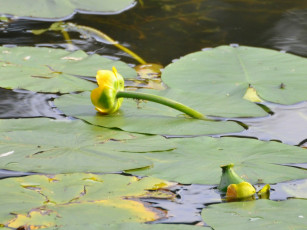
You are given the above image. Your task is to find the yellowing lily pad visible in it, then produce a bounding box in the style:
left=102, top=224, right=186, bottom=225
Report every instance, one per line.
left=202, top=199, right=307, bottom=230
left=0, top=46, right=136, bottom=93
left=0, top=178, right=46, bottom=224
left=2, top=173, right=172, bottom=228
left=0, top=118, right=174, bottom=173
left=0, top=0, right=136, bottom=20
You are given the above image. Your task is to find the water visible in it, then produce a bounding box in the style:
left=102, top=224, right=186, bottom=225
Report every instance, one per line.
left=0, top=88, right=62, bottom=119
left=1, top=0, right=307, bottom=118
left=0, top=0, right=307, bottom=226
left=142, top=178, right=307, bottom=224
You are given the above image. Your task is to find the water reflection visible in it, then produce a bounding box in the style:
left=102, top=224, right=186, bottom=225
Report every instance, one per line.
left=0, top=0, right=307, bottom=66
left=231, top=101, right=307, bottom=146
left=0, top=88, right=63, bottom=119
left=267, top=9, right=307, bottom=57
left=0, top=169, right=33, bottom=179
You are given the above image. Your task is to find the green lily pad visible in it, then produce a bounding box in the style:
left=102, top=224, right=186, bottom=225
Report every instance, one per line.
left=55, top=91, right=244, bottom=136
left=0, top=0, right=135, bottom=20
left=1, top=173, right=172, bottom=228
left=202, top=199, right=307, bottom=230
left=43, top=223, right=204, bottom=230
left=0, top=46, right=136, bottom=93
left=280, top=179, right=307, bottom=199
left=161, top=45, right=307, bottom=117
left=127, top=136, right=307, bottom=184
left=0, top=118, right=174, bottom=173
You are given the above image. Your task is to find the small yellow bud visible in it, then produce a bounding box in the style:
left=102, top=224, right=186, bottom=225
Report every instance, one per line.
left=226, top=181, right=256, bottom=199
left=258, top=184, right=270, bottom=199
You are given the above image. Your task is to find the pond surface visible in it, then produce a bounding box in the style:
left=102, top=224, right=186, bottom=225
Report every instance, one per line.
left=0, top=0, right=306, bottom=226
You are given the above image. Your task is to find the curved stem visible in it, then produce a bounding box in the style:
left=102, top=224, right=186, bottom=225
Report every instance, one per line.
left=67, top=24, right=147, bottom=65
left=116, top=91, right=209, bottom=120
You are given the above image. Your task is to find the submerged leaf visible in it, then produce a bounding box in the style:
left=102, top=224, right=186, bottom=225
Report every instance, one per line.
left=281, top=180, right=307, bottom=199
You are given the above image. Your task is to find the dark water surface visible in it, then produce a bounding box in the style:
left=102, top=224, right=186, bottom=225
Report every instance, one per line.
left=0, top=0, right=307, bottom=226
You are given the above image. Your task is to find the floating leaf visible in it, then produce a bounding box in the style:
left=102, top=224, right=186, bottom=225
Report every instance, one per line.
left=280, top=180, right=307, bottom=199
left=202, top=199, right=307, bottom=230
left=0, top=46, right=136, bottom=93
left=43, top=223, right=203, bottom=230
left=161, top=45, right=307, bottom=117
left=0, top=178, right=45, bottom=224
left=56, top=45, right=307, bottom=136
left=127, top=136, right=307, bottom=184
left=0, top=0, right=136, bottom=20
left=0, top=118, right=174, bottom=173
left=1, top=173, right=172, bottom=228
left=55, top=91, right=244, bottom=136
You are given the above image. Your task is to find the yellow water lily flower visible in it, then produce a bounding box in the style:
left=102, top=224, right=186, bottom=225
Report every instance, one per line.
left=226, top=181, right=256, bottom=199
left=91, top=67, right=124, bottom=114
left=90, top=67, right=207, bottom=119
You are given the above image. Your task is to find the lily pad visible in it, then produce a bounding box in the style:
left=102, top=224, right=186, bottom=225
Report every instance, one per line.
left=0, top=46, right=136, bottom=93
left=280, top=179, right=307, bottom=199
left=0, top=118, right=174, bottom=173
left=127, top=136, right=307, bottom=184
left=162, top=45, right=307, bottom=118
left=55, top=91, right=244, bottom=136
left=0, top=0, right=136, bottom=20
left=0, top=177, right=45, bottom=224
left=42, top=223, right=202, bottom=230
left=1, top=173, right=172, bottom=228
left=202, top=199, right=307, bottom=230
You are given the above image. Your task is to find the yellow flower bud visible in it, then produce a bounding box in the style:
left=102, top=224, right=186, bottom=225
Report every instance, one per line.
left=226, top=181, right=256, bottom=199
left=258, top=184, right=270, bottom=199
left=91, top=67, right=124, bottom=114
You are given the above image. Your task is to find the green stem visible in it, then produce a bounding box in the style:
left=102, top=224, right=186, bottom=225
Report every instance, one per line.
left=116, top=91, right=209, bottom=120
